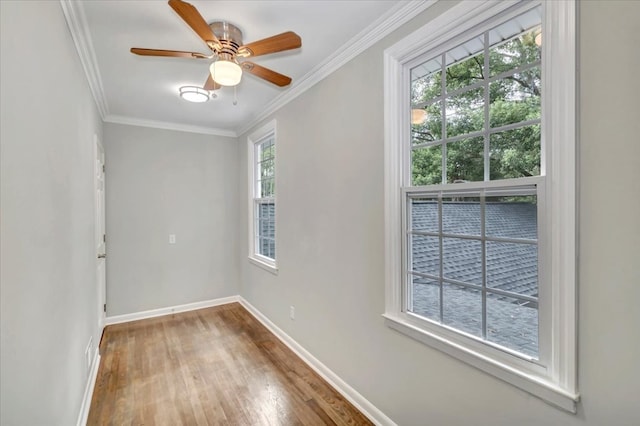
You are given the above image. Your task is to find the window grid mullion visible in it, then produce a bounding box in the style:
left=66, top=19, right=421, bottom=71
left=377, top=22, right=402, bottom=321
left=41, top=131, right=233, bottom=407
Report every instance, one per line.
left=413, top=60, right=542, bottom=110
left=438, top=194, right=444, bottom=322
left=412, top=118, right=541, bottom=150
left=406, top=197, right=414, bottom=314
left=483, top=31, right=491, bottom=182
left=481, top=30, right=490, bottom=339
left=440, top=53, right=447, bottom=185
left=409, top=230, right=537, bottom=246
left=481, top=191, right=487, bottom=340
left=409, top=269, right=538, bottom=305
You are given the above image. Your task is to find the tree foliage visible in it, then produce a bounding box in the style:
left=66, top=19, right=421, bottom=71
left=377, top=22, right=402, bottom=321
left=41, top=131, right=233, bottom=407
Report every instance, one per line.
left=411, top=28, right=541, bottom=185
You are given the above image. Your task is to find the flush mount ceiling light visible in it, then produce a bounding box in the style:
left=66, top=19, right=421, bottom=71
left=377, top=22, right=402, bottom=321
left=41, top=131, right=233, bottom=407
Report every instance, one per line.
left=411, top=108, right=428, bottom=125
left=534, top=32, right=542, bottom=47
left=210, top=57, right=242, bottom=87
left=179, top=86, right=210, bottom=103
left=533, top=26, right=542, bottom=47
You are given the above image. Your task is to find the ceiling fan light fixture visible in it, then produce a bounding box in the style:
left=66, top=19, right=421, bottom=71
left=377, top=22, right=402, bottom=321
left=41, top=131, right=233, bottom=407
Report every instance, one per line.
left=179, top=86, right=210, bottom=103
left=210, top=60, right=242, bottom=86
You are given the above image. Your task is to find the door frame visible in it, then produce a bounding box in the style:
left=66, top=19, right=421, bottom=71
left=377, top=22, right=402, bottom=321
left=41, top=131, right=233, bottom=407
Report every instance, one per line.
left=94, top=134, right=106, bottom=330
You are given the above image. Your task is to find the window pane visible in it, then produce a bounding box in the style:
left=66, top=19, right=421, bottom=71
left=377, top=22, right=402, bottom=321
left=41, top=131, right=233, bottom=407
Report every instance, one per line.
left=409, top=275, right=440, bottom=322
left=489, top=24, right=541, bottom=78
left=487, top=293, right=538, bottom=358
left=259, top=144, right=269, bottom=161
left=443, top=283, right=481, bottom=337
left=442, top=199, right=480, bottom=236
left=489, top=67, right=541, bottom=128
left=411, top=57, right=442, bottom=103
left=261, top=178, right=274, bottom=198
left=443, top=237, right=482, bottom=285
left=412, top=145, right=442, bottom=185
left=445, top=36, right=484, bottom=93
left=410, top=198, right=439, bottom=232
left=412, top=101, right=442, bottom=145
left=269, top=239, right=276, bottom=259
left=446, top=136, right=484, bottom=182
left=489, top=123, right=541, bottom=180
left=258, top=202, right=276, bottom=259
left=486, top=241, right=537, bottom=297
left=445, top=87, right=484, bottom=138
left=486, top=196, right=537, bottom=239
left=260, top=158, right=274, bottom=178
left=411, top=234, right=440, bottom=277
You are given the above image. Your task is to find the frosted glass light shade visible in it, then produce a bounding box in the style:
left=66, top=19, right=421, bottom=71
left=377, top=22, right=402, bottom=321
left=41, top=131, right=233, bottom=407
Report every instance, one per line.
left=210, top=60, right=242, bottom=86
left=179, top=86, right=210, bottom=103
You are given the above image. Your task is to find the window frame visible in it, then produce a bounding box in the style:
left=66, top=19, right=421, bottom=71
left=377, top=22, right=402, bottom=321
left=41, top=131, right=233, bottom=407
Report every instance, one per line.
left=383, top=0, right=577, bottom=412
left=247, top=119, right=278, bottom=274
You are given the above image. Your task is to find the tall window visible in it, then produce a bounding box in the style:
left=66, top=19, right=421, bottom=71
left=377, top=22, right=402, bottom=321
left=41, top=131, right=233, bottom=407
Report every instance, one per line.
left=248, top=120, right=277, bottom=271
left=384, top=1, right=577, bottom=412
left=408, top=6, right=542, bottom=358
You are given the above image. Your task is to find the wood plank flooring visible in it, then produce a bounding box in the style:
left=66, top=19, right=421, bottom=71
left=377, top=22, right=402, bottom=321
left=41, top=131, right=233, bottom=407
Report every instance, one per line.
left=87, top=303, right=373, bottom=426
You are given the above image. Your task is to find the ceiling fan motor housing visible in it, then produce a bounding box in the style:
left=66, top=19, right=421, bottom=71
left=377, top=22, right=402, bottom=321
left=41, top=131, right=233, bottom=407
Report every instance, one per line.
left=209, top=22, right=243, bottom=58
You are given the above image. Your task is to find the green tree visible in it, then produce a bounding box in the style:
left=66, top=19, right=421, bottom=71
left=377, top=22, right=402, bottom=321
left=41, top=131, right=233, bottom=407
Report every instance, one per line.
left=411, top=28, right=541, bottom=185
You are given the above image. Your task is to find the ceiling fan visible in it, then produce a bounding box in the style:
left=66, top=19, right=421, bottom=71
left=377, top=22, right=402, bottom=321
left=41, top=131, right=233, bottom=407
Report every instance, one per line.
left=130, top=0, right=302, bottom=91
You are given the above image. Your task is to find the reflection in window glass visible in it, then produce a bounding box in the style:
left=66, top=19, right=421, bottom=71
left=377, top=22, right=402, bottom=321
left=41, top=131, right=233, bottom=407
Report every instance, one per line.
left=412, top=101, right=443, bottom=145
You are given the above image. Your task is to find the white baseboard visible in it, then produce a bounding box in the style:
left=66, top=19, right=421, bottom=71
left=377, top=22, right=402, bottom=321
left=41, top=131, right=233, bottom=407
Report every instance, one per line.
left=105, top=295, right=240, bottom=325
left=238, top=297, right=397, bottom=426
left=76, top=347, right=100, bottom=426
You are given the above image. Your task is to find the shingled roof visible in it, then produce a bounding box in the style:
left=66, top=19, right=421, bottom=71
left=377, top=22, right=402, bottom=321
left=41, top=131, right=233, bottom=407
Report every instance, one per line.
left=410, top=201, right=539, bottom=357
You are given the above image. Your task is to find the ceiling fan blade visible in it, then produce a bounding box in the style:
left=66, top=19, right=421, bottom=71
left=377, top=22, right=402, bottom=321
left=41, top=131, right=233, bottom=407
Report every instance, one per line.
left=239, top=32, right=301, bottom=58
left=241, top=62, right=292, bottom=87
left=204, top=74, right=221, bottom=91
left=130, top=48, right=209, bottom=59
left=168, top=0, right=221, bottom=51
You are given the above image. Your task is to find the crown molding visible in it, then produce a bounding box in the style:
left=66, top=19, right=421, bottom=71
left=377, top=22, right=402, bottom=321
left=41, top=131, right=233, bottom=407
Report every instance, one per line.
left=60, top=0, right=109, bottom=119
left=105, top=115, right=237, bottom=137
left=236, top=0, right=435, bottom=136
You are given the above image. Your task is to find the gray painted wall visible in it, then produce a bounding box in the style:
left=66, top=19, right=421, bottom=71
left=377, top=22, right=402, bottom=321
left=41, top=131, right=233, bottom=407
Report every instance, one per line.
left=103, top=123, right=239, bottom=316
left=238, top=1, right=640, bottom=425
left=0, top=1, right=104, bottom=424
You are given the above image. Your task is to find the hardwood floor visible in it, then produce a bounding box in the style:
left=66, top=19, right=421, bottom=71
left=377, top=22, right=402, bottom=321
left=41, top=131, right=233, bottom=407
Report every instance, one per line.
left=87, top=303, right=373, bottom=425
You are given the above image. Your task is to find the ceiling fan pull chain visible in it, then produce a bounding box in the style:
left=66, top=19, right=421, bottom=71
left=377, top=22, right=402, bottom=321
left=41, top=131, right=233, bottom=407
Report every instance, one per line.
left=233, top=85, right=238, bottom=106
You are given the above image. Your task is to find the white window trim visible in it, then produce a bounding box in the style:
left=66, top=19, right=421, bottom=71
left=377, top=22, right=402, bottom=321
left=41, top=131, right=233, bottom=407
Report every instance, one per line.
left=383, top=0, right=577, bottom=412
left=248, top=119, right=278, bottom=274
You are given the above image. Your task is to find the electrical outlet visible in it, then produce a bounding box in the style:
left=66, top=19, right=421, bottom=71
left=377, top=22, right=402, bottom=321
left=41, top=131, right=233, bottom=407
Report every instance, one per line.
left=290, top=305, right=295, bottom=320
left=169, top=234, right=176, bottom=244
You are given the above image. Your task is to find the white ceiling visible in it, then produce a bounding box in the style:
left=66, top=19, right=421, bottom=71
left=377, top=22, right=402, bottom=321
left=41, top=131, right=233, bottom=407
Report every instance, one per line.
left=72, top=0, right=421, bottom=136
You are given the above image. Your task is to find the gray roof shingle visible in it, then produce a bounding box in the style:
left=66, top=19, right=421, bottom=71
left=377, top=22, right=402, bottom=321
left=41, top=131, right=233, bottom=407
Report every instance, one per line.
left=409, top=202, right=539, bottom=357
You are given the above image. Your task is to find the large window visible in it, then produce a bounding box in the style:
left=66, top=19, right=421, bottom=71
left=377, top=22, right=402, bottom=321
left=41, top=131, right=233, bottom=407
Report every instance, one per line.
left=248, top=120, right=277, bottom=272
left=408, top=5, right=542, bottom=358
left=384, top=1, right=577, bottom=412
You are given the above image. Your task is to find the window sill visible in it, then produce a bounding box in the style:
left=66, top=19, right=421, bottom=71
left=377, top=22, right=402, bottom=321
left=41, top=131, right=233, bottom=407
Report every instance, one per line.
left=383, top=313, right=579, bottom=413
left=248, top=256, right=279, bottom=275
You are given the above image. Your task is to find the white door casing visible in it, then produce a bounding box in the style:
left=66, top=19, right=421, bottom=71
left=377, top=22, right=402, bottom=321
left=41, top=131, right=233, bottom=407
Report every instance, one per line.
left=95, top=135, right=106, bottom=327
